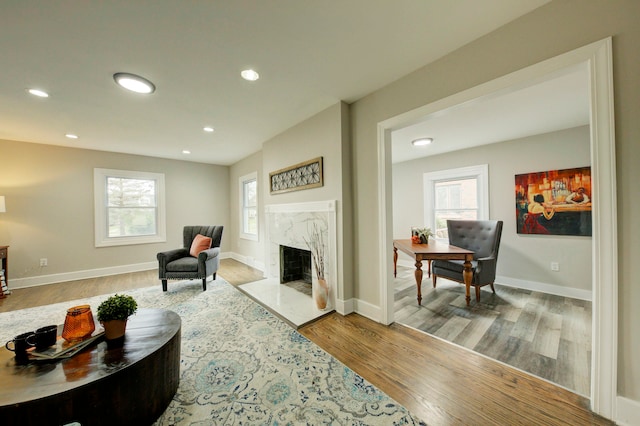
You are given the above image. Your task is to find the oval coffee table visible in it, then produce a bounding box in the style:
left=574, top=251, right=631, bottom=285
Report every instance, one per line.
left=0, top=308, right=181, bottom=425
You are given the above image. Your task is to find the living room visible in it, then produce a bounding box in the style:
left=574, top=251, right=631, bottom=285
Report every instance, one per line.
left=1, top=1, right=639, bottom=425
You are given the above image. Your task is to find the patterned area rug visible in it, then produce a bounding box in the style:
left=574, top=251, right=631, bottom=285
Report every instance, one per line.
left=0, top=279, right=426, bottom=425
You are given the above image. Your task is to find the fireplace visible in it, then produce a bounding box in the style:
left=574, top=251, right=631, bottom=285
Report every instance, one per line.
left=265, top=200, right=338, bottom=312
left=279, top=245, right=312, bottom=284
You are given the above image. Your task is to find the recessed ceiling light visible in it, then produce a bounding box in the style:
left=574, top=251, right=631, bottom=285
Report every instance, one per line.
left=203, top=127, right=214, bottom=133
left=27, top=88, right=49, bottom=98
left=113, top=72, right=155, bottom=94
left=182, top=150, right=191, bottom=155
left=65, top=133, right=79, bottom=139
left=240, top=69, right=259, bottom=81
left=411, top=138, right=433, bottom=146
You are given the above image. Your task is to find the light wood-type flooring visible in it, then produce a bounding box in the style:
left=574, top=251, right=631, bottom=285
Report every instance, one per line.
left=0, top=259, right=612, bottom=425
left=0, top=258, right=265, bottom=313
left=393, top=265, right=592, bottom=397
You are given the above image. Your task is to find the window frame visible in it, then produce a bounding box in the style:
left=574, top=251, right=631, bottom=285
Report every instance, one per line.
left=423, top=164, right=489, bottom=241
left=239, top=171, right=259, bottom=241
left=94, top=168, right=166, bottom=247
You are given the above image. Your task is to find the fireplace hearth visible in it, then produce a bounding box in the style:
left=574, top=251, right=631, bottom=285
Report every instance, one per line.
left=255, top=200, right=338, bottom=320
left=239, top=200, right=339, bottom=327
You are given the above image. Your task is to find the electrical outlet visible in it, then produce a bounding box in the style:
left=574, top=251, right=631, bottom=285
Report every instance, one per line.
left=40, top=258, right=48, bottom=267
left=550, top=262, right=559, bottom=271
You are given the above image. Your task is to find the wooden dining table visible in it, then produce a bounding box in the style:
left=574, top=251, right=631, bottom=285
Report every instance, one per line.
left=393, top=239, right=475, bottom=306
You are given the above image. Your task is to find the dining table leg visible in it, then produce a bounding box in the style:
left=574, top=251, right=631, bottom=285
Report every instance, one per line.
left=393, top=247, right=398, bottom=277
left=414, top=259, right=423, bottom=305
left=463, top=256, right=473, bottom=306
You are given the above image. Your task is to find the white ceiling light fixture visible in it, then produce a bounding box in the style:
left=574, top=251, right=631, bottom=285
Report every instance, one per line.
left=203, top=126, right=214, bottom=133
left=182, top=150, right=191, bottom=155
left=27, top=88, right=49, bottom=98
left=113, top=72, right=156, bottom=94
left=65, top=133, right=79, bottom=139
left=411, top=138, right=433, bottom=147
left=240, top=69, right=259, bottom=81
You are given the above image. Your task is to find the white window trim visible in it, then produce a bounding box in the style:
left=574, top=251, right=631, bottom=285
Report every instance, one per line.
left=239, top=171, right=259, bottom=241
left=94, top=168, right=166, bottom=247
left=423, top=164, right=489, bottom=240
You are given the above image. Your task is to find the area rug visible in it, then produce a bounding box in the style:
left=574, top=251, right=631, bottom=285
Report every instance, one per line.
left=0, top=279, right=426, bottom=425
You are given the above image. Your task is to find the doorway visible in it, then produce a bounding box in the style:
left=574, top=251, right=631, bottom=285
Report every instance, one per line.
left=376, top=38, right=617, bottom=417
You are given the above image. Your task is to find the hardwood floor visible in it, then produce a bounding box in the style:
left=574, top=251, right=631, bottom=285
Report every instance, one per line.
left=0, top=258, right=265, bottom=314
left=0, top=268, right=159, bottom=313
left=393, top=265, right=591, bottom=396
left=301, top=313, right=611, bottom=426
left=0, top=259, right=612, bottom=425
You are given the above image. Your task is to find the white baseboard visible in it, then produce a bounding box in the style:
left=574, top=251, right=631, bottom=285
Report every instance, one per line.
left=10, top=261, right=158, bottom=289
left=335, top=297, right=354, bottom=316
left=9, top=251, right=236, bottom=290
left=228, top=252, right=265, bottom=272
left=617, top=396, right=640, bottom=426
left=353, top=298, right=383, bottom=322
left=495, top=275, right=592, bottom=301
left=396, top=259, right=591, bottom=301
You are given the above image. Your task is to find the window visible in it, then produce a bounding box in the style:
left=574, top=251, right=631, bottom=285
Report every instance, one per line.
left=94, top=168, right=166, bottom=247
left=240, top=172, right=258, bottom=241
left=424, top=165, right=489, bottom=239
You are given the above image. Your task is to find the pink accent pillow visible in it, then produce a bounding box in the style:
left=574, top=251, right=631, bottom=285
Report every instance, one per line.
left=190, top=234, right=212, bottom=257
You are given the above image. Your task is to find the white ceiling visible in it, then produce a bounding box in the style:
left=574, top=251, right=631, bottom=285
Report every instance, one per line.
left=391, top=64, right=590, bottom=163
left=0, top=1, right=550, bottom=166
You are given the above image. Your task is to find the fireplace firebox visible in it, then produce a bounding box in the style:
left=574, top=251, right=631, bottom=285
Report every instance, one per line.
left=279, top=245, right=312, bottom=284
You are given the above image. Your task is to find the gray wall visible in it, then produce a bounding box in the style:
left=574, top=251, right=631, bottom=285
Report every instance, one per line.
left=0, top=139, right=229, bottom=284
left=228, top=150, right=264, bottom=270
left=350, top=0, right=639, bottom=402
left=393, top=126, right=591, bottom=293
left=230, top=101, right=353, bottom=300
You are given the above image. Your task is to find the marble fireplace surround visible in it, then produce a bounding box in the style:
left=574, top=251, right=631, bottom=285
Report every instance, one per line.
left=265, top=200, right=338, bottom=313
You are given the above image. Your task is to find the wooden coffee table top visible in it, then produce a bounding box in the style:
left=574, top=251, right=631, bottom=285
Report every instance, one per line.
left=0, top=308, right=181, bottom=425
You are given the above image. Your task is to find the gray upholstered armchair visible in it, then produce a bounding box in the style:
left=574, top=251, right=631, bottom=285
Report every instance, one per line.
left=432, top=220, right=503, bottom=303
left=157, top=226, right=224, bottom=291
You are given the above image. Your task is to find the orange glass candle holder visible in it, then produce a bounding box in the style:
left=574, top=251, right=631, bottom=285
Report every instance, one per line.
left=62, top=305, right=96, bottom=342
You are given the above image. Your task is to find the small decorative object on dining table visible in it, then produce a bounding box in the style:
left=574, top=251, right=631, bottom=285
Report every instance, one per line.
left=411, top=227, right=434, bottom=244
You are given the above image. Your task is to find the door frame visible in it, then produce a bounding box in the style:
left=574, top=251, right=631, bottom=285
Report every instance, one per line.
left=376, top=38, right=617, bottom=418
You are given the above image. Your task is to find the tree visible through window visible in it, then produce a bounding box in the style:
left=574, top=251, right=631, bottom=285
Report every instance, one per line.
left=94, top=168, right=166, bottom=247
left=240, top=172, right=258, bottom=240
left=424, top=164, right=489, bottom=240
left=107, top=177, right=157, bottom=237
left=434, top=178, right=478, bottom=237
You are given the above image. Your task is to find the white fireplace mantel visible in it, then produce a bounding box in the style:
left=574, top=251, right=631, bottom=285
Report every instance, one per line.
left=265, top=200, right=336, bottom=214
left=264, top=200, right=338, bottom=311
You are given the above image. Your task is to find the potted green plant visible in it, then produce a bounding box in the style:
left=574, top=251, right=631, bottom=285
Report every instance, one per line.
left=97, top=294, right=138, bottom=340
left=411, top=227, right=434, bottom=244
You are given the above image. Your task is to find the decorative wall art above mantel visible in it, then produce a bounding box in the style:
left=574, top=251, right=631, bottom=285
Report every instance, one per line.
left=269, top=157, right=323, bottom=194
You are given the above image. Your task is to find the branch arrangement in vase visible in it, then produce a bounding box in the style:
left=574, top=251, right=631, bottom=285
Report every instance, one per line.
left=304, top=223, right=325, bottom=280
